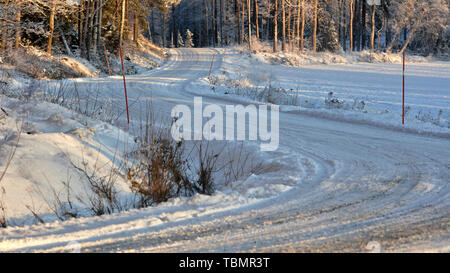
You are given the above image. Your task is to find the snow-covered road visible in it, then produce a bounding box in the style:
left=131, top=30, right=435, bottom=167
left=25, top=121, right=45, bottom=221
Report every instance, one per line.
left=1, top=48, right=449, bottom=252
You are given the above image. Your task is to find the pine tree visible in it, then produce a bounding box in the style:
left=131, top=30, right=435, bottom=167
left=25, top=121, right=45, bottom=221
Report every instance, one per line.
left=317, top=8, right=341, bottom=52
left=177, top=31, right=184, bottom=47
left=185, top=29, right=194, bottom=47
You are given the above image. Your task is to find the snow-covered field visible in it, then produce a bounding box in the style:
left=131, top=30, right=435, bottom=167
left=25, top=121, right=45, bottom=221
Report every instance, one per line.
left=0, top=48, right=449, bottom=252
left=207, top=47, right=450, bottom=135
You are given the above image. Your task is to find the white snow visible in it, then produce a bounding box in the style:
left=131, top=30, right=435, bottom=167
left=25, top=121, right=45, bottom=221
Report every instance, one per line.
left=205, top=47, right=450, bottom=136
left=0, top=48, right=449, bottom=253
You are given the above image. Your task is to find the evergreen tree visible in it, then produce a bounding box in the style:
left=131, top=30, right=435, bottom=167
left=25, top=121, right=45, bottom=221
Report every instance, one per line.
left=185, top=28, right=194, bottom=47
left=177, top=31, right=184, bottom=47
left=317, top=8, right=341, bottom=52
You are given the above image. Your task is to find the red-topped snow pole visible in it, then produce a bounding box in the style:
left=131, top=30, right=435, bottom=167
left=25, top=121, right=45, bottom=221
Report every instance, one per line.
left=119, top=45, right=130, bottom=125
left=402, top=49, right=405, bottom=125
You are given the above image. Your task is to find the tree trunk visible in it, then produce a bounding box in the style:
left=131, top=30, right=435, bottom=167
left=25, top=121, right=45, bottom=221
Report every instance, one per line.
left=387, top=23, right=405, bottom=53
left=220, top=0, right=224, bottom=44
left=236, top=0, right=241, bottom=44
left=134, top=10, right=139, bottom=44
left=241, top=0, right=245, bottom=44
left=162, top=13, right=167, bottom=47
left=341, top=0, right=347, bottom=51
left=47, top=0, right=56, bottom=55
left=370, top=4, right=375, bottom=52
left=1, top=0, right=10, bottom=51
left=93, top=0, right=98, bottom=54
left=281, top=0, right=286, bottom=52
left=87, top=0, right=95, bottom=60
left=300, top=0, right=305, bottom=52
left=171, top=5, right=176, bottom=47
left=273, top=0, right=278, bottom=52
left=60, top=30, right=73, bottom=56
left=296, top=0, right=300, bottom=49
left=287, top=4, right=291, bottom=51
left=119, top=0, right=126, bottom=46
left=247, top=0, right=251, bottom=50
left=204, top=0, right=209, bottom=46
left=361, top=0, right=366, bottom=50
left=97, top=0, right=102, bottom=51
left=350, top=0, right=354, bottom=52
left=400, top=22, right=419, bottom=53
left=377, top=19, right=384, bottom=52
left=312, top=0, right=318, bottom=52
left=355, top=0, right=360, bottom=50
left=14, top=0, right=21, bottom=49
left=79, top=0, right=84, bottom=49
left=254, top=0, right=259, bottom=41
left=151, top=8, right=155, bottom=42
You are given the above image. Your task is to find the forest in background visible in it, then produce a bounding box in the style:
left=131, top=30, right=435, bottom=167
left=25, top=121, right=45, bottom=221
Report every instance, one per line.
left=165, top=0, right=450, bottom=55
left=0, top=0, right=449, bottom=63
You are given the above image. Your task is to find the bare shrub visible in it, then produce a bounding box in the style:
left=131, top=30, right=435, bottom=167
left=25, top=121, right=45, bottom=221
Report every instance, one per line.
left=71, top=156, right=123, bottom=216
left=187, top=141, right=223, bottom=195
left=222, top=143, right=266, bottom=186
left=40, top=81, right=120, bottom=125
left=126, top=106, right=230, bottom=207
left=41, top=180, right=79, bottom=221
left=126, top=110, right=191, bottom=207
left=43, top=80, right=72, bottom=106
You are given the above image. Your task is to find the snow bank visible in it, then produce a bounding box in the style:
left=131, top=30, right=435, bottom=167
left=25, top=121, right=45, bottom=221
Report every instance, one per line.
left=231, top=43, right=435, bottom=66
left=0, top=93, right=133, bottom=225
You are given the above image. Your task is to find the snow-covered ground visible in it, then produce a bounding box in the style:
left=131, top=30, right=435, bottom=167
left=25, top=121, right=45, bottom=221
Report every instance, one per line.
left=0, top=48, right=449, bottom=252
left=206, top=47, right=450, bottom=136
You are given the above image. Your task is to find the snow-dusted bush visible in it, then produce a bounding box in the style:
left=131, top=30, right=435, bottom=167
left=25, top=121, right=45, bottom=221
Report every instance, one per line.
left=126, top=109, right=224, bottom=207
left=415, top=109, right=444, bottom=126
left=325, top=92, right=345, bottom=109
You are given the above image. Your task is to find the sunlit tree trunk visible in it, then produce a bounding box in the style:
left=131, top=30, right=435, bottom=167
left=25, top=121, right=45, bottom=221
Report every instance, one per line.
left=296, top=0, right=300, bottom=49
left=370, top=4, right=376, bottom=52
left=247, top=0, right=251, bottom=50
left=254, top=0, right=259, bottom=41
left=312, top=0, right=318, bottom=52
left=300, top=0, right=305, bottom=52
left=281, top=0, right=286, bottom=52
left=119, top=0, right=126, bottom=46
left=1, top=0, right=10, bottom=51
left=47, top=0, right=56, bottom=55
left=14, top=0, right=21, bottom=49
left=287, top=4, right=291, bottom=51
left=273, top=0, right=278, bottom=52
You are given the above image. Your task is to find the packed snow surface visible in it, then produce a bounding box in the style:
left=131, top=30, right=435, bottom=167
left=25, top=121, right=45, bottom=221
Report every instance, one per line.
left=0, top=48, right=449, bottom=252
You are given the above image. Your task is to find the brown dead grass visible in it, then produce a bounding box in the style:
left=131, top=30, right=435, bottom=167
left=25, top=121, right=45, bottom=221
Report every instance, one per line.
left=1, top=47, right=96, bottom=80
